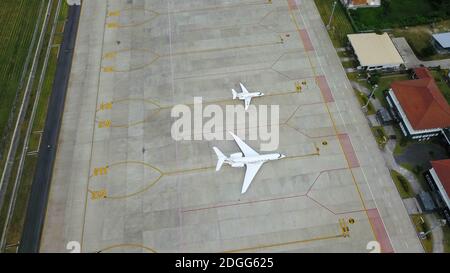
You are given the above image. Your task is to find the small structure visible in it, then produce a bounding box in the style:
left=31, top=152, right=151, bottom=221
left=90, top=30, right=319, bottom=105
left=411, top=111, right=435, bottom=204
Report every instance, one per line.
left=386, top=67, right=450, bottom=141
left=347, top=33, right=404, bottom=71
left=341, top=0, right=381, bottom=9
left=424, top=159, right=450, bottom=226
left=432, top=32, right=450, bottom=54
left=417, top=191, right=437, bottom=213
left=376, top=108, right=393, bottom=126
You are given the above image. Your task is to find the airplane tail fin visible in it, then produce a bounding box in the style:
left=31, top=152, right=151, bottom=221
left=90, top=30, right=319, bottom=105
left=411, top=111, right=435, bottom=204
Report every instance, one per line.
left=213, top=147, right=226, bottom=171
left=231, top=89, right=237, bottom=100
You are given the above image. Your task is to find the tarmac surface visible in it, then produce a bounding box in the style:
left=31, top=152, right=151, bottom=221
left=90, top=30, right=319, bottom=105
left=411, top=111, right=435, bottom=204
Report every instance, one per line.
left=40, top=0, right=422, bottom=253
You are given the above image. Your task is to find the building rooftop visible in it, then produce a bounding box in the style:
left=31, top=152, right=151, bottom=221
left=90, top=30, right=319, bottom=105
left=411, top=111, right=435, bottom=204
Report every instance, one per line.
left=347, top=33, right=404, bottom=67
left=432, top=32, right=450, bottom=49
left=391, top=68, right=450, bottom=130
left=431, top=159, right=450, bottom=197
left=344, top=0, right=381, bottom=7
left=414, top=67, right=434, bottom=80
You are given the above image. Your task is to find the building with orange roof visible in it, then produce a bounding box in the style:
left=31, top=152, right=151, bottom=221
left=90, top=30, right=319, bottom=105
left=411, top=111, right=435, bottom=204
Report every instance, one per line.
left=424, top=159, right=450, bottom=225
left=386, top=67, right=450, bottom=141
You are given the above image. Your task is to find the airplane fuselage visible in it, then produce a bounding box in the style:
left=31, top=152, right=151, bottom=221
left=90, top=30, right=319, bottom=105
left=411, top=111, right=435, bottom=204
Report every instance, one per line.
left=236, top=92, right=263, bottom=100
left=224, top=153, right=285, bottom=166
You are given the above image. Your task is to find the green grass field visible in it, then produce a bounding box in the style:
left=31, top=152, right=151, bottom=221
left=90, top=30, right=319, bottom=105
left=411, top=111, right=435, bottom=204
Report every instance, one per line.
left=390, top=170, right=414, bottom=199
left=314, top=0, right=355, bottom=48
left=0, top=0, right=45, bottom=139
left=443, top=225, right=450, bottom=253
left=411, top=214, right=433, bottom=253
left=350, top=0, right=450, bottom=31
left=0, top=0, right=69, bottom=251
left=430, top=70, right=450, bottom=104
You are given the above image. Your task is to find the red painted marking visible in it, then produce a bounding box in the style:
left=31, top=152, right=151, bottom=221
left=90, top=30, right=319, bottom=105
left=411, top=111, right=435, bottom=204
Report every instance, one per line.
left=316, top=75, right=334, bottom=103
left=298, top=29, right=314, bottom=51
left=338, top=133, right=360, bottom=168
left=287, top=0, right=298, bottom=10
left=367, top=208, right=394, bottom=253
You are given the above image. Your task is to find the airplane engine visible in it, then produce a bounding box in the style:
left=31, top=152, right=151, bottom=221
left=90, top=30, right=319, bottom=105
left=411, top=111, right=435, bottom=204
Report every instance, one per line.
left=230, top=152, right=243, bottom=158
left=231, top=163, right=245, bottom=168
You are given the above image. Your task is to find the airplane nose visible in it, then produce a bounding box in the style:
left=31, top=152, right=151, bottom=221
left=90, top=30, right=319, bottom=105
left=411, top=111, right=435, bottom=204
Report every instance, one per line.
left=279, top=154, right=286, bottom=159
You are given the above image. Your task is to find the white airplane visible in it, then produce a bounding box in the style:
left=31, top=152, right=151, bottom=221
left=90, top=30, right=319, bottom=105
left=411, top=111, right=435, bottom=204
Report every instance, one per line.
left=231, top=83, right=264, bottom=110
left=213, top=132, right=286, bottom=194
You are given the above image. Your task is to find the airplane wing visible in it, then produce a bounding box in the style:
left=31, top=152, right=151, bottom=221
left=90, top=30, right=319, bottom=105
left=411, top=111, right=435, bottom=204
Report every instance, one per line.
left=244, top=97, right=252, bottom=110
left=241, top=162, right=264, bottom=193
left=240, top=83, right=249, bottom=94
left=229, top=132, right=259, bottom=157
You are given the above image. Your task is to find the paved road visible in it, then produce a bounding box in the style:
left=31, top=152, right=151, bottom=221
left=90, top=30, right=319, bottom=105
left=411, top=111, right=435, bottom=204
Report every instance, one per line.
left=18, top=4, right=81, bottom=253
left=393, top=37, right=450, bottom=69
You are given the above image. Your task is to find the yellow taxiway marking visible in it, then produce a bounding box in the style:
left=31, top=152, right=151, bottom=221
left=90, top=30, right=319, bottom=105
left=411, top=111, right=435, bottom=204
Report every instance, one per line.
left=88, top=189, right=107, bottom=200
left=287, top=0, right=379, bottom=243
left=107, top=11, right=120, bottom=17
left=224, top=234, right=345, bottom=253
left=98, top=244, right=157, bottom=253
left=102, top=66, right=115, bottom=72
left=106, top=22, right=119, bottom=29
left=98, top=120, right=111, bottom=128
left=88, top=161, right=164, bottom=200
left=102, top=52, right=117, bottom=60
left=339, top=218, right=350, bottom=238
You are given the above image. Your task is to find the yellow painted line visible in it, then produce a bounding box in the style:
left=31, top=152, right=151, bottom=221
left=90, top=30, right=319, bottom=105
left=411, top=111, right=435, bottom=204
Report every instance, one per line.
left=339, top=218, right=350, bottom=237
left=105, top=175, right=163, bottom=200
left=111, top=56, right=160, bottom=73
left=107, top=160, right=164, bottom=176
left=107, top=11, right=120, bottom=17
left=284, top=150, right=319, bottom=160
left=106, top=22, right=119, bottom=29
left=98, top=244, right=157, bottom=253
left=165, top=41, right=283, bottom=57
left=223, top=234, right=344, bottom=253
left=102, top=52, right=117, bottom=60
left=88, top=189, right=107, bottom=200
left=88, top=161, right=164, bottom=200
left=164, top=166, right=216, bottom=176
left=105, top=7, right=160, bottom=28
left=284, top=105, right=301, bottom=124
left=112, top=97, right=162, bottom=108
left=287, top=0, right=378, bottom=243
left=98, top=119, right=111, bottom=128
left=110, top=109, right=161, bottom=128
left=102, top=66, right=115, bottom=72
left=163, top=1, right=267, bottom=15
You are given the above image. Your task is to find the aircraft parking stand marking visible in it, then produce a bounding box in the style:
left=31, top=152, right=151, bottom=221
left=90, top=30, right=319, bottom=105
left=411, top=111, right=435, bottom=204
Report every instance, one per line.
left=93, top=87, right=323, bottom=130
left=98, top=244, right=157, bottom=253
left=87, top=144, right=321, bottom=200
left=223, top=234, right=345, bottom=253
left=48, top=0, right=412, bottom=253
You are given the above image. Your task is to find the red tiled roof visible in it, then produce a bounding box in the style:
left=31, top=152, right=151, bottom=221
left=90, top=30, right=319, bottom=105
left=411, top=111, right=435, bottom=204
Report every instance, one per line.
left=431, top=159, right=450, bottom=196
left=414, top=67, right=433, bottom=79
left=391, top=69, right=450, bottom=130
left=351, top=0, right=368, bottom=5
